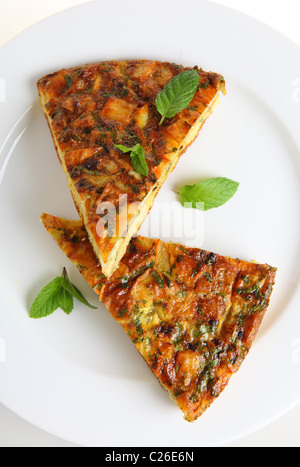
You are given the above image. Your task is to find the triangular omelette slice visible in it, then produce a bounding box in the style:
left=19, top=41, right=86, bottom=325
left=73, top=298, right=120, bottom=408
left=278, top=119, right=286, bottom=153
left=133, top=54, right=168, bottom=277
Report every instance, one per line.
left=41, top=213, right=276, bottom=422
left=37, top=60, right=225, bottom=277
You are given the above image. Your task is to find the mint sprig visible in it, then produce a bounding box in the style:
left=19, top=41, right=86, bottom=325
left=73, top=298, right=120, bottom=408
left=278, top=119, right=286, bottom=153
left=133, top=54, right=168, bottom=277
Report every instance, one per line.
left=155, top=69, right=200, bottom=125
left=114, top=143, right=149, bottom=177
left=57, top=285, right=74, bottom=315
left=30, top=268, right=97, bottom=319
left=179, top=177, right=239, bottom=211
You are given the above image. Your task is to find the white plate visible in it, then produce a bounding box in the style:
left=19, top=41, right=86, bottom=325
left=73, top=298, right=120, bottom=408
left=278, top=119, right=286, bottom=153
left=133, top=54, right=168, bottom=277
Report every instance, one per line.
left=0, top=0, right=300, bottom=447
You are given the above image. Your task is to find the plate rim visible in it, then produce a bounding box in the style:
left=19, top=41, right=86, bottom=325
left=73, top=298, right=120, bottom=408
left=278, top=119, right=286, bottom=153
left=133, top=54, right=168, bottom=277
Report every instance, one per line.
left=0, top=0, right=300, bottom=447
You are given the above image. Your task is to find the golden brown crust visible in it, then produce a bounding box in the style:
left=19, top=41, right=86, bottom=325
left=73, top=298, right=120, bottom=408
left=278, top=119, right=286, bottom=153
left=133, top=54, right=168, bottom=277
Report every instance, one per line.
left=37, top=60, right=225, bottom=276
left=41, top=213, right=277, bottom=422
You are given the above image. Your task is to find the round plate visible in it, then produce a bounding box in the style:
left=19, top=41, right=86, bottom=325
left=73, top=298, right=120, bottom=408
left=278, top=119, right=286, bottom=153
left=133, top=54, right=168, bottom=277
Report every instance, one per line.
left=0, top=0, right=300, bottom=447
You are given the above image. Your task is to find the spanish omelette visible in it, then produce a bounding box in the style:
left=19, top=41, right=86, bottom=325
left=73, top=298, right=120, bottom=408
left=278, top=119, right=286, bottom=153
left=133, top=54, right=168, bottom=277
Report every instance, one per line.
left=41, top=213, right=277, bottom=422
left=37, top=60, right=225, bottom=277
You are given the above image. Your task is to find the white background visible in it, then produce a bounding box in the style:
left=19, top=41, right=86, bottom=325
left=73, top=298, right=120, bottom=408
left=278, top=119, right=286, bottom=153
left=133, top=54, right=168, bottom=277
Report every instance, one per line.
left=0, top=0, right=299, bottom=447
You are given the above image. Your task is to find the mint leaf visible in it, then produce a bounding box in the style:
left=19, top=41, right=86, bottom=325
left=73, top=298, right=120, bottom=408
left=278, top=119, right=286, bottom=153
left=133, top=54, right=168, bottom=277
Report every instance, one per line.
left=30, top=268, right=97, bottom=318
left=114, top=144, right=132, bottom=154
left=114, top=143, right=149, bottom=176
left=155, top=69, right=200, bottom=125
left=57, top=286, right=74, bottom=315
left=129, top=145, right=149, bottom=177
left=179, top=177, right=239, bottom=211
left=61, top=268, right=97, bottom=309
left=30, top=277, right=63, bottom=319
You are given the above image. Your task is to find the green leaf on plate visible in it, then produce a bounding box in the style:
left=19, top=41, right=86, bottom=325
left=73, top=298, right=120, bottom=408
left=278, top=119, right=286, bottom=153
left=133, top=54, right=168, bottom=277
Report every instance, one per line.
left=30, top=277, right=63, bottom=319
left=61, top=268, right=97, bottom=310
left=57, top=286, right=74, bottom=315
left=29, top=268, right=97, bottom=319
left=179, top=177, right=239, bottom=211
